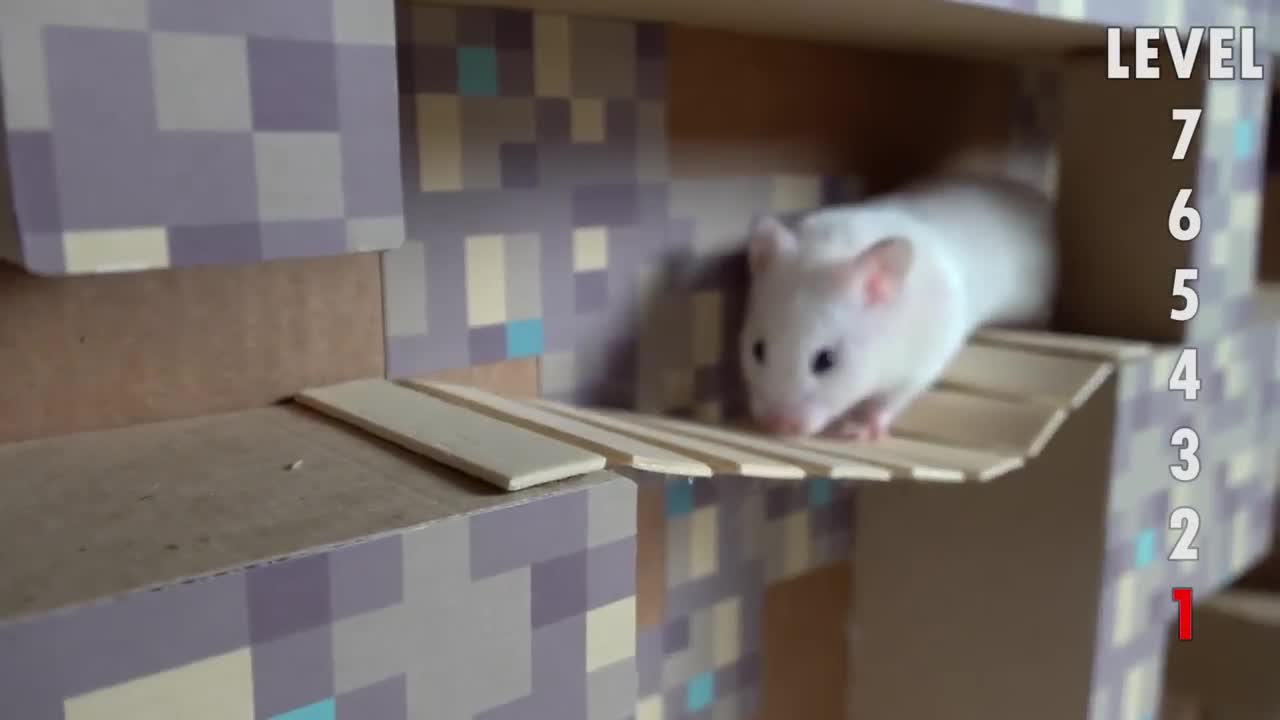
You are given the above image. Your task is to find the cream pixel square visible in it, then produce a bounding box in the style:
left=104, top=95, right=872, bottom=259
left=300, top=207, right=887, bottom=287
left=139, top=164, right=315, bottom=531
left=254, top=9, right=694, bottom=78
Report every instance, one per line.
left=1120, top=660, right=1148, bottom=720
left=695, top=401, right=722, bottom=423
left=63, top=227, right=170, bottom=274
left=534, top=14, right=570, bottom=97
left=1231, top=508, right=1252, bottom=572
left=690, top=506, right=719, bottom=579
left=663, top=368, right=695, bottom=409
left=637, top=694, right=664, bottom=720
left=573, top=227, right=609, bottom=271
left=64, top=648, right=254, bottom=720
left=586, top=596, right=636, bottom=672
left=770, top=175, right=822, bottom=213
left=712, top=597, right=741, bottom=666
left=1111, top=572, right=1138, bottom=647
left=783, top=511, right=812, bottom=579
left=465, top=234, right=508, bottom=326
left=692, top=291, right=722, bottom=367
left=417, top=94, right=462, bottom=192
left=571, top=99, right=605, bottom=143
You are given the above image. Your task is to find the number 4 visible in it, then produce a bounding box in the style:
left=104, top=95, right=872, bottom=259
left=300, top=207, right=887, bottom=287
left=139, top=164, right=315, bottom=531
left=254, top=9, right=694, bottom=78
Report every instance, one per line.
left=1169, top=348, right=1200, bottom=401
left=1172, top=108, right=1202, bottom=161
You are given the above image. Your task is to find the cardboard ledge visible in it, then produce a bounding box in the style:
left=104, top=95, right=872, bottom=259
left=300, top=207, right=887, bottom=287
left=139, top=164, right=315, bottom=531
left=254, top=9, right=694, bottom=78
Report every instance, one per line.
left=298, top=329, right=1146, bottom=488
left=0, top=405, right=616, bottom=625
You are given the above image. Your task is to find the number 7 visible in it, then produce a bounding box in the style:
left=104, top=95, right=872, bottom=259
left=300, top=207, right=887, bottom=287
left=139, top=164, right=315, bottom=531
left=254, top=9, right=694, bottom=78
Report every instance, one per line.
left=1172, top=109, right=1202, bottom=161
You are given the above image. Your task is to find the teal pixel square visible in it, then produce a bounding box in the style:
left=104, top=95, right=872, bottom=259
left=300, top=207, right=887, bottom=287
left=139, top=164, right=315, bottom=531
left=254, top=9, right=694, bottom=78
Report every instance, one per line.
left=271, top=698, right=335, bottom=720
left=808, top=478, right=833, bottom=506
left=1135, top=528, right=1158, bottom=569
left=457, top=46, right=499, bottom=96
left=1235, top=119, right=1256, bottom=158
left=506, top=319, right=544, bottom=358
left=686, top=672, right=715, bottom=712
left=666, top=481, right=695, bottom=518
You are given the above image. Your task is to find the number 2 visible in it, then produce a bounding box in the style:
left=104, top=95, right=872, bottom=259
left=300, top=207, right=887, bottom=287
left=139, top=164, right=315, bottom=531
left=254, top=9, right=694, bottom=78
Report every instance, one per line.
left=1169, top=348, right=1201, bottom=400
left=1169, top=507, right=1201, bottom=561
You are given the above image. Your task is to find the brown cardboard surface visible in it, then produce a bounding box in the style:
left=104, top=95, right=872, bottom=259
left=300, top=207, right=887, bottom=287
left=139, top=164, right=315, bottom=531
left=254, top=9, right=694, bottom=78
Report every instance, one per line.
left=0, top=255, right=385, bottom=445
left=758, top=563, right=852, bottom=720
left=1260, top=174, right=1280, bottom=284
left=1164, top=589, right=1280, bottom=716
left=1056, top=53, right=1204, bottom=343
left=0, top=403, right=611, bottom=623
left=667, top=25, right=1018, bottom=188
left=850, top=376, right=1114, bottom=720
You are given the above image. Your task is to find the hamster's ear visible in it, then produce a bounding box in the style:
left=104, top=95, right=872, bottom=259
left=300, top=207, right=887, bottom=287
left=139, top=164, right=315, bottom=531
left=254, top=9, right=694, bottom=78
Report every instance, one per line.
left=834, top=236, right=914, bottom=306
left=747, top=215, right=796, bottom=277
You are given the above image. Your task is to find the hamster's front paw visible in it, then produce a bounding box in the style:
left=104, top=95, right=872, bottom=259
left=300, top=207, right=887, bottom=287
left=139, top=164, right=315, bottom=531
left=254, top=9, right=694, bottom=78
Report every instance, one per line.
left=824, top=418, right=885, bottom=442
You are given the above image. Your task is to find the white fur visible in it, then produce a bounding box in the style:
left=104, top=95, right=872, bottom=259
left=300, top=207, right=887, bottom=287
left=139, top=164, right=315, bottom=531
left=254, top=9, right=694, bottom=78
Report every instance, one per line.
left=739, top=146, right=1058, bottom=437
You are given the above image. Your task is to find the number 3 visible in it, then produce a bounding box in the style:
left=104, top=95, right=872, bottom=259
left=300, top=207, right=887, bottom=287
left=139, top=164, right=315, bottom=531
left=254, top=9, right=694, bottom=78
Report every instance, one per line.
left=1169, top=507, right=1201, bottom=561
left=1170, top=427, right=1200, bottom=482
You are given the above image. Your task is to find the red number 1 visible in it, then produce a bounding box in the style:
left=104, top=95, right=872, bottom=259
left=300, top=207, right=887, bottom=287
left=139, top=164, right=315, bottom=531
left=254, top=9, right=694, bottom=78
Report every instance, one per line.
left=1173, top=587, right=1193, bottom=640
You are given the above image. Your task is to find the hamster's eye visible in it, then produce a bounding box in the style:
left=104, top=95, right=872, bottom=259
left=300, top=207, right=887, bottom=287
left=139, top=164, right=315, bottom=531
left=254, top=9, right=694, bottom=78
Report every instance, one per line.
left=752, top=340, right=766, bottom=365
left=811, top=347, right=837, bottom=375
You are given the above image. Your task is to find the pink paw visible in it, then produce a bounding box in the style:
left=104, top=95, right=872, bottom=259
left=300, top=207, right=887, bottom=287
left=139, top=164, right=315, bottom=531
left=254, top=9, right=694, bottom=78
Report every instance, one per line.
left=824, top=417, right=887, bottom=441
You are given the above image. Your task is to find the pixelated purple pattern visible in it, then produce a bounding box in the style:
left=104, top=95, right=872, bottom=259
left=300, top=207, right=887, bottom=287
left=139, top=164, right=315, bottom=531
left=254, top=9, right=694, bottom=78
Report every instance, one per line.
left=1089, top=322, right=1280, bottom=720
left=631, top=473, right=854, bottom=717
left=0, top=476, right=638, bottom=719
left=0, top=1, right=405, bottom=276
left=386, top=3, right=670, bottom=380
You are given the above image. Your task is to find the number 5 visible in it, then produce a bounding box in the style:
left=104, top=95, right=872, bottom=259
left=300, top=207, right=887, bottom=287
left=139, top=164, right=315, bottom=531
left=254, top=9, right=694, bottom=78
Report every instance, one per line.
left=1171, top=268, right=1199, bottom=321
left=1169, top=189, right=1201, bottom=242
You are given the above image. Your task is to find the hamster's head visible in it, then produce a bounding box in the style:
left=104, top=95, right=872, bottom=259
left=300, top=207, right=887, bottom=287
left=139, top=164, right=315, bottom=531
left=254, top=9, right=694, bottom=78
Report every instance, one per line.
left=738, top=215, right=914, bottom=437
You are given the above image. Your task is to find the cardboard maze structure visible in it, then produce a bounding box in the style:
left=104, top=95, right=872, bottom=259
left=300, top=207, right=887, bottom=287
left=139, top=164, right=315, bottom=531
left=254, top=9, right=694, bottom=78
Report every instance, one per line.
left=296, top=327, right=1139, bottom=491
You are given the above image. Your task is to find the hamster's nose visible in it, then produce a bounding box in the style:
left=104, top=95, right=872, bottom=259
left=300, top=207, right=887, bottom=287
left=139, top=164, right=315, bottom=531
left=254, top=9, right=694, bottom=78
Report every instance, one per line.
left=763, top=411, right=806, bottom=436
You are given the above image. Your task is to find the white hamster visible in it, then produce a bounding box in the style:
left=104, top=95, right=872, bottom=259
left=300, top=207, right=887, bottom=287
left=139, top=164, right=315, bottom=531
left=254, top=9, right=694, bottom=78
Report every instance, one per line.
left=738, top=145, right=1058, bottom=439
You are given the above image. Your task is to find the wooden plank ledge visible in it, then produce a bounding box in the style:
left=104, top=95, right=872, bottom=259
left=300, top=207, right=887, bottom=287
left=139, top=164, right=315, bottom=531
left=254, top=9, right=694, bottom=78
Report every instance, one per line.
left=939, top=342, right=1113, bottom=409
left=891, top=388, right=1067, bottom=458
left=524, top=399, right=807, bottom=480
left=794, top=434, right=1023, bottom=482
left=296, top=379, right=607, bottom=491
left=402, top=380, right=714, bottom=477
left=622, top=412, right=893, bottom=481
left=973, top=327, right=1152, bottom=362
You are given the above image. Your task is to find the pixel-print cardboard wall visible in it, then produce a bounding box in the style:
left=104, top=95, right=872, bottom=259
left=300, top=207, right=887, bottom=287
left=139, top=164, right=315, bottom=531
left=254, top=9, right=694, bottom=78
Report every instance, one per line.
left=0, top=0, right=406, bottom=275
left=1, top=2, right=1279, bottom=720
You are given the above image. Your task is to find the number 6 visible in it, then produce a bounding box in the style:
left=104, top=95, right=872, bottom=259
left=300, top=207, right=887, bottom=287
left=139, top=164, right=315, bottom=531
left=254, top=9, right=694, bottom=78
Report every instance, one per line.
left=1171, top=268, right=1199, bottom=321
left=1170, top=427, right=1200, bottom=482
left=1169, top=188, right=1201, bottom=242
